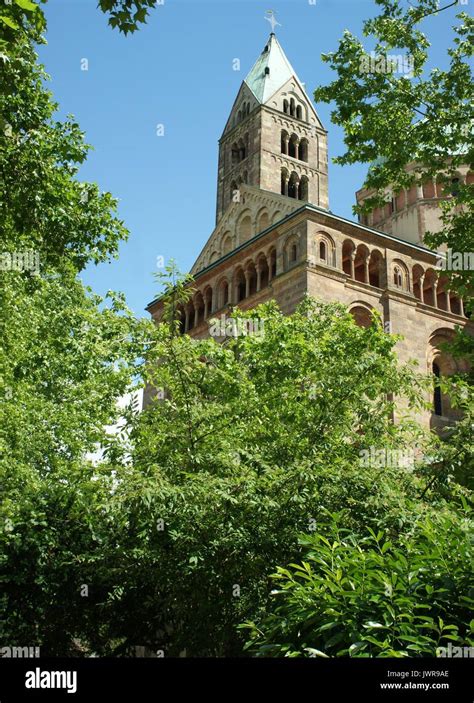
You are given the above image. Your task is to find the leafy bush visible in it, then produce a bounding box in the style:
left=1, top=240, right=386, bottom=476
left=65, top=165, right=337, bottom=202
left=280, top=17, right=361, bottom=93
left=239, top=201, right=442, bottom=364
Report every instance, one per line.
left=241, top=507, right=474, bottom=657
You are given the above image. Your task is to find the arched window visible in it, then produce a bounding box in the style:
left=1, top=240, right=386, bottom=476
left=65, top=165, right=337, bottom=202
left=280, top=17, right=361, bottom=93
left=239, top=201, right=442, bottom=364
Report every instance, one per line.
left=290, top=98, right=295, bottom=116
left=354, top=245, right=370, bottom=283
left=450, top=294, right=462, bottom=316
left=288, top=134, right=298, bottom=159
left=298, top=176, right=308, bottom=201
left=257, top=253, right=270, bottom=289
left=394, top=266, right=402, bottom=288
left=316, top=233, right=336, bottom=267
left=194, top=292, right=205, bottom=326
left=423, top=269, right=437, bottom=307
left=246, top=262, right=257, bottom=296
left=283, top=99, right=289, bottom=114
left=296, top=105, right=303, bottom=120
left=290, top=243, right=297, bottom=263
left=298, top=139, right=308, bottom=162
left=369, top=250, right=383, bottom=287
left=281, top=130, right=288, bottom=155
left=350, top=306, right=373, bottom=329
left=412, top=264, right=424, bottom=301
left=218, top=279, right=229, bottom=308
left=288, top=172, right=299, bottom=199
left=234, top=269, right=246, bottom=303
left=342, top=240, right=355, bottom=277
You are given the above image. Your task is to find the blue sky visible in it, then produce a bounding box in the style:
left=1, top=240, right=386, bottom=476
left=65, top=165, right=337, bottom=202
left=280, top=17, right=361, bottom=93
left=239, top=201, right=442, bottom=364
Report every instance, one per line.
left=38, top=0, right=459, bottom=317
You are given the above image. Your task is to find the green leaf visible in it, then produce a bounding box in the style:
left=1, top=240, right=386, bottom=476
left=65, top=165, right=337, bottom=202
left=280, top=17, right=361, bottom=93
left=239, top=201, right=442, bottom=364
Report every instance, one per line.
left=14, top=0, right=38, bottom=11
left=0, top=15, right=19, bottom=29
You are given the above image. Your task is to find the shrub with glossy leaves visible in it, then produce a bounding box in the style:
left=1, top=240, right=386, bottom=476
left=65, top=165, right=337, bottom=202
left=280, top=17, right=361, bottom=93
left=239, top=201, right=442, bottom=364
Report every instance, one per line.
left=241, top=507, right=474, bottom=657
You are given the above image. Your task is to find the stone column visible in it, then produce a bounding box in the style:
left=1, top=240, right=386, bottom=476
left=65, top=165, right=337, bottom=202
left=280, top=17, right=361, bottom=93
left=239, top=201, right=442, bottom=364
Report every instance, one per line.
left=433, top=280, right=438, bottom=308
left=267, top=255, right=274, bottom=282
left=419, top=274, right=425, bottom=304
left=256, top=265, right=262, bottom=292
left=364, top=256, right=369, bottom=284
left=460, top=298, right=464, bottom=317
left=244, top=271, right=250, bottom=298
left=446, top=291, right=451, bottom=314
left=350, top=253, right=355, bottom=279
left=194, top=304, right=199, bottom=328
left=184, top=308, right=190, bottom=332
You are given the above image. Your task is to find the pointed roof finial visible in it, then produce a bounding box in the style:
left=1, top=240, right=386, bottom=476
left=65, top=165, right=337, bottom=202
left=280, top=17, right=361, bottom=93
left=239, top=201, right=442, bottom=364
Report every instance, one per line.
left=265, top=9, right=281, bottom=34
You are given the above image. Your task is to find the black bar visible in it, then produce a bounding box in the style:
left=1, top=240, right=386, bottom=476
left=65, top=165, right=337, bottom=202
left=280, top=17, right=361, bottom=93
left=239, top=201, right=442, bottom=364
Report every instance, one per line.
left=0, top=657, right=472, bottom=702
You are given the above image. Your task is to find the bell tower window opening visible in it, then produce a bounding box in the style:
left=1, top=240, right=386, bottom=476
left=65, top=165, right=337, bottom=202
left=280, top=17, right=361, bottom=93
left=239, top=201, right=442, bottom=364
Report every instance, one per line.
left=288, top=134, right=298, bottom=159
left=288, top=172, right=299, bottom=199
left=299, top=176, right=308, bottom=201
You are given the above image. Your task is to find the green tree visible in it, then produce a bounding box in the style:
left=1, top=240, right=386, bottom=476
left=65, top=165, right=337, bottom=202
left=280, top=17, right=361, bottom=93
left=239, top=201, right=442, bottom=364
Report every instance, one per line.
left=0, top=0, right=156, bottom=43
left=0, top=0, right=153, bottom=654
left=70, top=284, right=463, bottom=657
left=314, top=0, right=473, bottom=301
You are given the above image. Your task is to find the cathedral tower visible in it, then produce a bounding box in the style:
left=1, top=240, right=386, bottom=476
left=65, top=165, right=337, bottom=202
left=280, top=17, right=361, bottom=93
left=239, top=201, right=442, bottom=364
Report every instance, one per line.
left=215, top=33, right=328, bottom=223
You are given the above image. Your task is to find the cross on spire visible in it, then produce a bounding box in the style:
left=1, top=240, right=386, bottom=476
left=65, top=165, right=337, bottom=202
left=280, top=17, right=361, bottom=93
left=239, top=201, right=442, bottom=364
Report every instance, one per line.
left=265, top=10, right=281, bottom=34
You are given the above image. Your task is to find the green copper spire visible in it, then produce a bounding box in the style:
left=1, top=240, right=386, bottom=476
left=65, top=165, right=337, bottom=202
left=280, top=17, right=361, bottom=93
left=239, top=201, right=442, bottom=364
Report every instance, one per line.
left=244, top=34, right=300, bottom=104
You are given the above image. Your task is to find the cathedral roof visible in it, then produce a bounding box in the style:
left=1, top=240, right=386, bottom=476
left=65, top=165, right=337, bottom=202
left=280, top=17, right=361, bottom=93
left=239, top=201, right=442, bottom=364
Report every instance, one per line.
left=244, top=33, right=300, bottom=104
